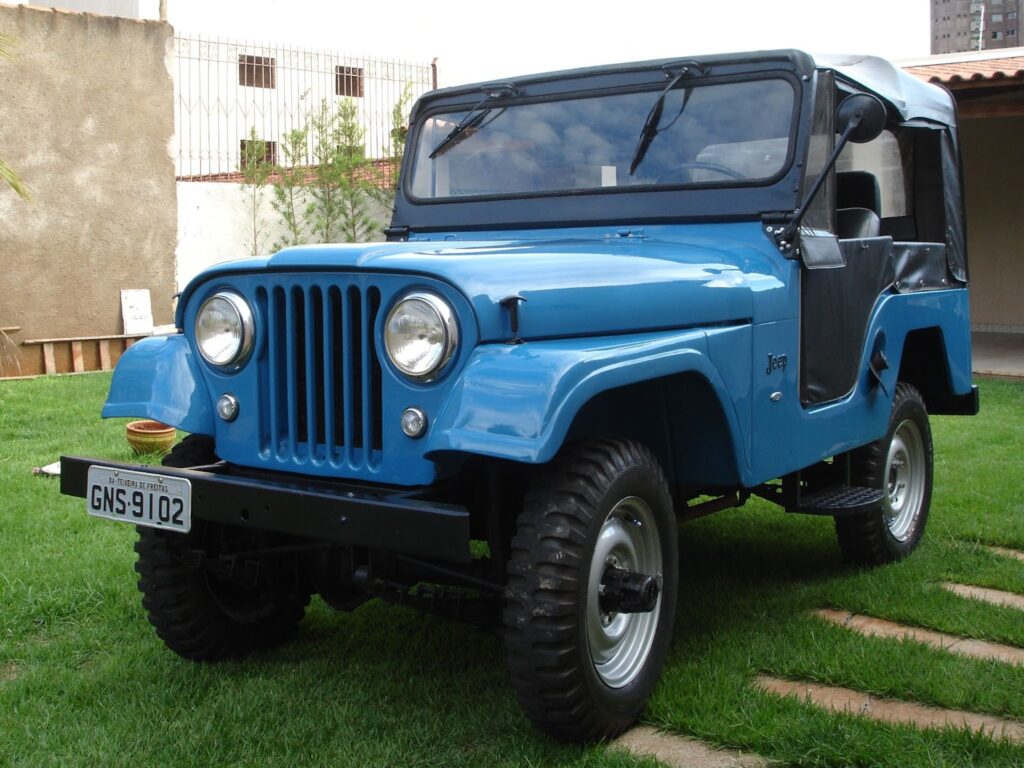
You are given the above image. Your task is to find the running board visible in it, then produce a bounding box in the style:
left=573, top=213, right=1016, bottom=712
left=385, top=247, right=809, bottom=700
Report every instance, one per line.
left=753, top=471, right=884, bottom=517
left=790, top=485, right=884, bottom=516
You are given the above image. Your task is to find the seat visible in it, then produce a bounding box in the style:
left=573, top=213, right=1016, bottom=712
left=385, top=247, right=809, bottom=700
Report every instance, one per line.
left=836, top=207, right=880, bottom=238
left=835, top=170, right=881, bottom=240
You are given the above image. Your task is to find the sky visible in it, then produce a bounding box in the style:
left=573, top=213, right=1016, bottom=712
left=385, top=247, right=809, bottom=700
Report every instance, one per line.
left=155, top=0, right=932, bottom=88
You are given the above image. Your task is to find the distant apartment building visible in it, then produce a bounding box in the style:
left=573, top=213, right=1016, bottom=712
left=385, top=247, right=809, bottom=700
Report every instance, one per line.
left=933, top=0, right=1021, bottom=53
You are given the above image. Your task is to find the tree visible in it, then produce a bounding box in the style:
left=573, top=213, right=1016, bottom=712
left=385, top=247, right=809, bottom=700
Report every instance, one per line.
left=239, top=127, right=272, bottom=256
left=271, top=128, right=314, bottom=251
left=368, top=84, right=412, bottom=223
left=307, top=99, right=376, bottom=244
left=1, top=31, right=30, bottom=201
left=334, top=98, right=377, bottom=243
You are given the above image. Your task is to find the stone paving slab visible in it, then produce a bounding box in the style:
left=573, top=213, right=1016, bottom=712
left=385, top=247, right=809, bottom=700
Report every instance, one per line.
left=987, top=545, right=1024, bottom=563
left=942, top=582, right=1024, bottom=611
left=756, top=676, right=1024, bottom=743
left=615, top=726, right=768, bottom=768
left=814, top=608, right=1024, bottom=666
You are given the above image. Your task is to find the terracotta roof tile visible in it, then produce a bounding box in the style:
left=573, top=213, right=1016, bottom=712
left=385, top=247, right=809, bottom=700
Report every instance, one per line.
left=178, top=158, right=398, bottom=188
left=904, top=56, right=1024, bottom=84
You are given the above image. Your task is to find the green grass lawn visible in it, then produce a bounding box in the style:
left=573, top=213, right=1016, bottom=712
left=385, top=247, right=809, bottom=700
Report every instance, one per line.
left=1, top=373, right=1022, bottom=767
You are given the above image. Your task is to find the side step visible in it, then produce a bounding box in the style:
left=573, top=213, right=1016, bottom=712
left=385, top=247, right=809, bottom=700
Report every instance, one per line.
left=791, top=485, right=884, bottom=516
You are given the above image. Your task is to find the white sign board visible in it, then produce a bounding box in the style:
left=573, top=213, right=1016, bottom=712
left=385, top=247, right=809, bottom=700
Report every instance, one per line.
left=121, top=289, right=154, bottom=335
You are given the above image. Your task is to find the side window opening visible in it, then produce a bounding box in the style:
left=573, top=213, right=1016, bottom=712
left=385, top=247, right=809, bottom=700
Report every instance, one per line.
left=835, top=124, right=947, bottom=245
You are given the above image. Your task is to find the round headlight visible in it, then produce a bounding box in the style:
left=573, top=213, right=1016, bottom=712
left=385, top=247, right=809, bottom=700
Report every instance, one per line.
left=195, top=291, right=254, bottom=368
left=384, top=292, right=458, bottom=380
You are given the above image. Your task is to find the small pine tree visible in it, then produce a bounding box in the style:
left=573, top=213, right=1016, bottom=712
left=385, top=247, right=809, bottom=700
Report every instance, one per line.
left=334, top=98, right=377, bottom=243
left=368, top=84, right=412, bottom=221
left=271, top=128, right=314, bottom=251
left=240, top=127, right=272, bottom=256
left=308, top=100, right=345, bottom=243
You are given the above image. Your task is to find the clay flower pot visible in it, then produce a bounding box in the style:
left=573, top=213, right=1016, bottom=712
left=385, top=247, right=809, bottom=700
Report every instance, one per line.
left=126, top=420, right=176, bottom=455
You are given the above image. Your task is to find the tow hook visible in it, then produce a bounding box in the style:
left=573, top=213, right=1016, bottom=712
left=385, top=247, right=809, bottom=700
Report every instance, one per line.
left=598, top=566, right=661, bottom=613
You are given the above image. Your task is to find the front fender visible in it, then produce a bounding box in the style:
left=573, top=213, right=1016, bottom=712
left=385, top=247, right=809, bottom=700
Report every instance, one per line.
left=102, top=335, right=215, bottom=435
left=426, top=329, right=747, bottom=468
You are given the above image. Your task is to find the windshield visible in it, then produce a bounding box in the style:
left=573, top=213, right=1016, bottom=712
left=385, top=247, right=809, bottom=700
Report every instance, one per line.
left=409, top=77, right=797, bottom=200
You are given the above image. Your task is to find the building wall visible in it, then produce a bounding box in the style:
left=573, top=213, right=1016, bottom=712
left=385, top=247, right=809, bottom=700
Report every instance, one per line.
left=36, top=1, right=144, bottom=19
left=0, top=3, right=177, bottom=375
left=932, top=0, right=1021, bottom=54
left=176, top=181, right=389, bottom=292
left=172, top=35, right=432, bottom=179
left=960, top=115, right=1024, bottom=330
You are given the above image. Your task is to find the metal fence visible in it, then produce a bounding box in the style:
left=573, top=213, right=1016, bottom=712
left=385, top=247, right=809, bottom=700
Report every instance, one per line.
left=173, top=34, right=436, bottom=179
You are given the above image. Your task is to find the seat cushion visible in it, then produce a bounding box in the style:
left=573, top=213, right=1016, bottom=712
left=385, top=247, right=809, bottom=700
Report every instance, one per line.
left=836, top=207, right=881, bottom=239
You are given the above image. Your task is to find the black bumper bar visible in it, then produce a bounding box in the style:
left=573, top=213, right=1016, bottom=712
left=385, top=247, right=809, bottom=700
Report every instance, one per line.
left=60, top=456, right=470, bottom=563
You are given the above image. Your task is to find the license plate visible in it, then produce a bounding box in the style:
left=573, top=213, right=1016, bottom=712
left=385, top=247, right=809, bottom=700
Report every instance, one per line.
left=86, top=466, right=192, bottom=533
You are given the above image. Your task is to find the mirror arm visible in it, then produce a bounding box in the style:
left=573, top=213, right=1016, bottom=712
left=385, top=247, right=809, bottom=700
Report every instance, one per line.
left=777, top=116, right=862, bottom=247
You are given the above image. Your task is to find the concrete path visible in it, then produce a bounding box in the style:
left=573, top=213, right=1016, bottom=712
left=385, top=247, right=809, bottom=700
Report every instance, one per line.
left=942, top=582, right=1024, bottom=611
left=973, top=332, right=1024, bottom=377
left=814, top=608, right=1024, bottom=666
left=988, top=545, right=1024, bottom=563
left=615, top=726, right=767, bottom=768
left=755, top=676, right=1024, bottom=744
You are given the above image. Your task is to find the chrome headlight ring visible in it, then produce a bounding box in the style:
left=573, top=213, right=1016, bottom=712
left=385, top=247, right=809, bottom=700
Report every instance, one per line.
left=384, top=291, right=459, bottom=381
left=194, top=290, right=255, bottom=369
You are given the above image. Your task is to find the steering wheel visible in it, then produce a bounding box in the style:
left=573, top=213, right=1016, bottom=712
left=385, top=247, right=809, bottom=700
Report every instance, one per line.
left=655, top=161, right=747, bottom=184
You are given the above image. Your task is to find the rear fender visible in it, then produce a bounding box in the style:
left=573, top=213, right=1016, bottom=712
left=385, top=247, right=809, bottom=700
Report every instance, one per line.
left=425, top=329, right=749, bottom=474
left=102, top=335, right=215, bottom=435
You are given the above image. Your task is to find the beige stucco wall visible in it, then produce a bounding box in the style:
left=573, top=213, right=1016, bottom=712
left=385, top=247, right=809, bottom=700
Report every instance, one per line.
left=960, top=115, right=1024, bottom=331
left=0, top=3, right=176, bottom=375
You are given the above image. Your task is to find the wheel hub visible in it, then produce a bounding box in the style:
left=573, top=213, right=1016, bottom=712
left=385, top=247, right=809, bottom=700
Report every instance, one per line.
left=598, top=565, right=661, bottom=614
left=586, top=496, right=663, bottom=689
left=883, top=418, right=926, bottom=541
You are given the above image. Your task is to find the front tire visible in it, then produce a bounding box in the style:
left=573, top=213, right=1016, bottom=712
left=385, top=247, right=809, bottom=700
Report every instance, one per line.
left=835, top=383, right=934, bottom=565
left=504, top=439, right=678, bottom=742
left=134, top=435, right=310, bottom=661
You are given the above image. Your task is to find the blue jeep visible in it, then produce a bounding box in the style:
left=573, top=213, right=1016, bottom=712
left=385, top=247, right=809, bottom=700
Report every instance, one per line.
left=62, top=50, right=978, bottom=742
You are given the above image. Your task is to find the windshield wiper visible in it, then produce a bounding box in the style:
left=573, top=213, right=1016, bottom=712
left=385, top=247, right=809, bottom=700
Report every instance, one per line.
left=628, top=62, right=705, bottom=176
left=429, top=83, right=519, bottom=159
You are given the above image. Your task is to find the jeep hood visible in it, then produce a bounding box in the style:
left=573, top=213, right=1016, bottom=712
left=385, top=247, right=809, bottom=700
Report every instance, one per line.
left=182, top=226, right=788, bottom=341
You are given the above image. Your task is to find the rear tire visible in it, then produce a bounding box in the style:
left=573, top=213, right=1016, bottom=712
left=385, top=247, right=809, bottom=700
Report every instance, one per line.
left=134, top=435, right=310, bottom=661
left=504, top=438, right=678, bottom=742
left=835, top=383, right=933, bottom=565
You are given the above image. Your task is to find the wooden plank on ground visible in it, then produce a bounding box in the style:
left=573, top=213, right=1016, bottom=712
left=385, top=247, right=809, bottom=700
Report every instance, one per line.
left=99, top=339, right=112, bottom=371
left=22, top=333, right=148, bottom=345
left=42, top=343, right=57, bottom=375
left=71, top=341, right=84, bottom=372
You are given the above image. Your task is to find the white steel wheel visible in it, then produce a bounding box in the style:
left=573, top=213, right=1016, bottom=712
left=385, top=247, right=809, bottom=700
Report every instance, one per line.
left=504, top=438, right=678, bottom=742
left=882, top=418, right=927, bottom=542
left=586, top=496, right=662, bottom=688
left=835, top=383, right=934, bottom=565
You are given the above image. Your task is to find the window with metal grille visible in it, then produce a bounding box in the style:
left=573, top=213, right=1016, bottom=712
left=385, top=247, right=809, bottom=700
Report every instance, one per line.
left=239, top=54, right=276, bottom=89
left=240, top=139, right=278, bottom=166
left=335, top=65, right=364, bottom=98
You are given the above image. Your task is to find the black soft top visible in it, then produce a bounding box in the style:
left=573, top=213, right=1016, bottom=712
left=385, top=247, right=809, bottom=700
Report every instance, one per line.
left=416, top=49, right=954, bottom=125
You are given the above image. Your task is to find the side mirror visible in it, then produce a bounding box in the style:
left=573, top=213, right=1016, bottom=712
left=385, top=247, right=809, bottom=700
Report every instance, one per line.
left=836, top=93, right=887, bottom=145
left=777, top=92, right=888, bottom=248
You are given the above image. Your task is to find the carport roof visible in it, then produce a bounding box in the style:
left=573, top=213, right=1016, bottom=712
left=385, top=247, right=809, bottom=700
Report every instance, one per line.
left=900, top=49, right=1024, bottom=119
left=902, top=49, right=1024, bottom=86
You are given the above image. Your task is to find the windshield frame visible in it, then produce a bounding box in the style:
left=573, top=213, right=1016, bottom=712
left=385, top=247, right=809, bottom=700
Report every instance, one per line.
left=405, top=71, right=802, bottom=206
left=390, top=51, right=815, bottom=234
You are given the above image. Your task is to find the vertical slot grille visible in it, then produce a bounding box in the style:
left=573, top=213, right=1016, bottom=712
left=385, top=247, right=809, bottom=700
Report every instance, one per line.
left=262, top=279, right=383, bottom=468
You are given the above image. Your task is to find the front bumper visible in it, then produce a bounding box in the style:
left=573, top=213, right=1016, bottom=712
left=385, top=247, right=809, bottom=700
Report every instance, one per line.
left=59, top=456, right=471, bottom=563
